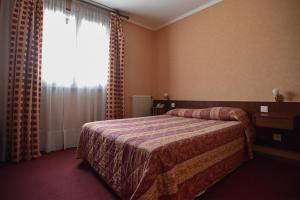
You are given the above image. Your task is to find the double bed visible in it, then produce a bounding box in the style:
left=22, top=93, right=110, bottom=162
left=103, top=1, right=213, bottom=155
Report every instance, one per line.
left=77, top=107, right=254, bottom=200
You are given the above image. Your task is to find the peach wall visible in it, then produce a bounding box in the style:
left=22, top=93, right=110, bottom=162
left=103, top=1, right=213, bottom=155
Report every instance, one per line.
left=123, top=21, right=155, bottom=117
left=154, top=0, right=300, bottom=102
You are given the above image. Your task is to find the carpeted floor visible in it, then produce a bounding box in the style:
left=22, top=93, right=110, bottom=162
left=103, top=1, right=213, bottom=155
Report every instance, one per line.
left=0, top=148, right=299, bottom=200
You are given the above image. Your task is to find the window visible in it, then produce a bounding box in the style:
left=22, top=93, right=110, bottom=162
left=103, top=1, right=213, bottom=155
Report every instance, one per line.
left=40, top=0, right=110, bottom=152
left=42, top=2, right=109, bottom=87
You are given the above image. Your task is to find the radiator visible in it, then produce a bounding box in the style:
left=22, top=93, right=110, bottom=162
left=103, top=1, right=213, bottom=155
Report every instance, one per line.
left=131, top=95, right=152, bottom=117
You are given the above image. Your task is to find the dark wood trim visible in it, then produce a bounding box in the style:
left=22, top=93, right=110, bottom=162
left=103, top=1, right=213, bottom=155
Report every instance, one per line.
left=153, top=100, right=300, bottom=116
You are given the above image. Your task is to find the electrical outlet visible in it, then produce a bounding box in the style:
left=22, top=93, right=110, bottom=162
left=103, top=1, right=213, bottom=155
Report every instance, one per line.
left=171, top=102, right=175, bottom=108
left=260, top=106, right=268, bottom=113
left=272, top=133, right=282, bottom=142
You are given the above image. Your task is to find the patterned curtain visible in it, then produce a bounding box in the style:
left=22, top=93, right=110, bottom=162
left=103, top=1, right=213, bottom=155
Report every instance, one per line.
left=106, top=13, right=125, bottom=120
left=6, top=0, right=44, bottom=162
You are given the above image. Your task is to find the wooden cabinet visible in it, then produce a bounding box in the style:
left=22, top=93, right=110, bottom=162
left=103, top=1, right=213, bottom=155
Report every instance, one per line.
left=254, top=113, right=300, bottom=151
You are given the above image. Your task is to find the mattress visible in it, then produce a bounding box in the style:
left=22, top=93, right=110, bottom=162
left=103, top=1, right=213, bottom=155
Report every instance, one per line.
left=77, top=107, right=254, bottom=200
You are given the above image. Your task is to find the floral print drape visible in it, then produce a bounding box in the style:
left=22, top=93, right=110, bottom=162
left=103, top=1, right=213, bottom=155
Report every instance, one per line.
left=6, top=0, right=43, bottom=162
left=106, top=13, right=125, bottom=119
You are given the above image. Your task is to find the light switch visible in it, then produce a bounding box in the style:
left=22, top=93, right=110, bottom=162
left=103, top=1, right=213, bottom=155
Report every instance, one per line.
left=171, top=103, right=175, bottom=108
left=260, top=106, right=268, bottom=113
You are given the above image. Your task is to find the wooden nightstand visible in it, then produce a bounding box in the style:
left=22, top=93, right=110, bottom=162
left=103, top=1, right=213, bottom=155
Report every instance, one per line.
left=152, top=107, right=168, bottom=115
left=254, top=113, right=300, bottom=151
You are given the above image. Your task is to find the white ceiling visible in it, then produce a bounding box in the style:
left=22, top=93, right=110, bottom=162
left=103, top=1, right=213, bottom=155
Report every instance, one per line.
left=92, top=0, right=223, bottom=30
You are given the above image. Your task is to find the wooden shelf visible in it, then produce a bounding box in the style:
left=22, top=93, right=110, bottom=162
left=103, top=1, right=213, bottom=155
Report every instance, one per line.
left=254, top=144, right=300, bottom=162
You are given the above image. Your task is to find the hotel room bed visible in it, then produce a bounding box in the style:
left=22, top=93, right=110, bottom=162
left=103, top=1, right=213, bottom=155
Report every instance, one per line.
left=77, top=107, right=254, bottom=200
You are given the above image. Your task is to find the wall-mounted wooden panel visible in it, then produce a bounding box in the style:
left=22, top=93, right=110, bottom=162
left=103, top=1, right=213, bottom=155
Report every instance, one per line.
left=153, top=100, right=300, bottom=116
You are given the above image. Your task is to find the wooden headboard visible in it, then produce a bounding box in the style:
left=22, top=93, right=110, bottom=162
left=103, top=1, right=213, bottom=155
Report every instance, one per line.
left=153, top=100, right=300, bottom=117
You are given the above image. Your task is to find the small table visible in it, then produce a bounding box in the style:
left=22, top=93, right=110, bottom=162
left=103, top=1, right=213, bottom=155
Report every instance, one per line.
left=152, top=107, right=168, bottom=115
left=253, top=112, right=300, bottom=151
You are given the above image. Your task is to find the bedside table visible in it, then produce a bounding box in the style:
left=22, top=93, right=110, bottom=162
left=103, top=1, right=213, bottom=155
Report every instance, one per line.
left=254, top=113, right=300, bottom=151
left=152, top=107, right=168, bottom=115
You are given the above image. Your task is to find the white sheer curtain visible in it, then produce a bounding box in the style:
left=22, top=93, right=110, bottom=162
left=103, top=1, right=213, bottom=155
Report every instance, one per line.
left=40, top=0, right=110, bottom=152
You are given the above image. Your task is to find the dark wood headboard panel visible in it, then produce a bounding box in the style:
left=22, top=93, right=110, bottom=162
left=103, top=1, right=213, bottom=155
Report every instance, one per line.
left=153, top=100, right=300, bottom=116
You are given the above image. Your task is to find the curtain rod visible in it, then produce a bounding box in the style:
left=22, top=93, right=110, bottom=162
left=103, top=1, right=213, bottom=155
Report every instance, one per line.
left=78, top=0, right=130, bottom=20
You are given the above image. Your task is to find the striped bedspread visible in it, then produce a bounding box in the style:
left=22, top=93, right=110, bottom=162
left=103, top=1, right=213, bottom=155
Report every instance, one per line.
left=77, top=107, right=254, bottom=200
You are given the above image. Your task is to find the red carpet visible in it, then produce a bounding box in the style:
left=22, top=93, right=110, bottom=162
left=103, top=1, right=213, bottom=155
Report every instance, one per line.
left=0, top=148, right=299, bottom=200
